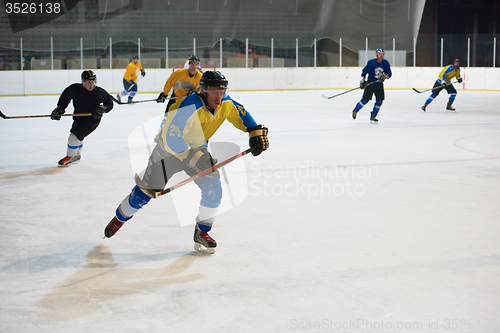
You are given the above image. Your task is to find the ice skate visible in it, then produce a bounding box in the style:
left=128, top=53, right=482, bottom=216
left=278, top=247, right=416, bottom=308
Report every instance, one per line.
left=193, top=224, right=216, bottom=254
left=58, top=154, right=81, bottom=167
left=104, top=217, right=124, bottom=238
left=446, top=102, right=455, bottom=111
left=352, top=110, right=357, bottom=119
left=370, top=116, right=378, bottom=123
left=116, top=94, right=122, bottom=103
left=421, top=104, right=427, bottom=112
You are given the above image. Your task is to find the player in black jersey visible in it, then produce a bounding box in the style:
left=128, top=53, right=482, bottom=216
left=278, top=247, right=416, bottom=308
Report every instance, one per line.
left=51, top=70, right=114, bottom=166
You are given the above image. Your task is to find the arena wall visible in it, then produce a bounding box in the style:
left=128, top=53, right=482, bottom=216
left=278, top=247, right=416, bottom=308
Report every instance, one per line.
left=0, top=67, right=499, bottom=96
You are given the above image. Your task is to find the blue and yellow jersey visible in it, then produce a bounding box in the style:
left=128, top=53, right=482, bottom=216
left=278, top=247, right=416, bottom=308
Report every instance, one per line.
left=157, top=93, right=258, bottom=159
left=438, top=65, right=460, bottom=84
left=162, top=69, right=202, bottom=97
left=123, top=61, right=143, bottom=83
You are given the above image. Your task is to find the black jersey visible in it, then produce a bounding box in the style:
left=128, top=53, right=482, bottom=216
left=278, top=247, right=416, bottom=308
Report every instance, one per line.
left=57, top=83, right=113, bottom=123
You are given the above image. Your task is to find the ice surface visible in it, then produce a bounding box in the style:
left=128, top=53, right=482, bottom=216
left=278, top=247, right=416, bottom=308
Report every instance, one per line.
left=1, top=89, right=500, bottom=332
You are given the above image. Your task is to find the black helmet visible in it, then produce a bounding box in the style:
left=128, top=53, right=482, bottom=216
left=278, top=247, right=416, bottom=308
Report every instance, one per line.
left=132, top=55, right=139, bottom=60
left=200, top=71, right=228, bottom=93
left=188, top=54, right=200, bottom=64
left=81, top=70, right=96, bottom=83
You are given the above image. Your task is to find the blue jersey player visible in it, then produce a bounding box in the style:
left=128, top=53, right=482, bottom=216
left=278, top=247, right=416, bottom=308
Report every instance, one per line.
left=352, top=48, right=392, bottom=122
left=103, top=71, right=269, bottom=254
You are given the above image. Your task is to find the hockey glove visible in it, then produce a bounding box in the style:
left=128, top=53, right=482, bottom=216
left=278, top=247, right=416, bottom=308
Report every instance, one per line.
left=93, top=105, right=108, bottom=119
left=458, top=77, right=463, bottom=84
left=141, top=69, right=146, bottom=77
left=129, top=80, right=135, bottom=85
left=381, top=73, right=389, bottom=82
left=360, top=78, right=366, bottom=89
left=248, top=125, right=269, bottom=156
left=441, top=81, right=448, bottom=88
left=185, top=148, right=218, bottom=176
left=50, top=107, right=65, bottom=121
left=156, top=92, right=166, bottom=103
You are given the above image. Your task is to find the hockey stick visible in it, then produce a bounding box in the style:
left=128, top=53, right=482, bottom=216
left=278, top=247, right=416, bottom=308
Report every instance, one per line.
left=322, top=79, right=382, bottom=100
left=412, top=81, right=459, bottom=94
left=136, top=147, right=254, bottom=199
left=110, top=94, right=156, bottom=105
left=0, top=110, right=91, bottom=119
left=126, top=75, right=142, bottom=92
left=110, top=94, right=181, bottom=105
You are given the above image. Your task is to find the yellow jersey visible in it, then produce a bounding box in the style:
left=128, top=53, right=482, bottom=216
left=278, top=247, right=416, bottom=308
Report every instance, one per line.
left=438, top=64, right=461, bottom=84
left=162, top=69, right=202, bottom=97
left=123, top=61, right=143, bottom=83
left=157, top=93, right=258, bottom=159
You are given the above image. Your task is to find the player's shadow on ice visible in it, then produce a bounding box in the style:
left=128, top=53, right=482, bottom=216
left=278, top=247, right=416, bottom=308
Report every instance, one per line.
left=0, top=167, right=63, bottom=179
left=37, top=245, right=208, bottom=321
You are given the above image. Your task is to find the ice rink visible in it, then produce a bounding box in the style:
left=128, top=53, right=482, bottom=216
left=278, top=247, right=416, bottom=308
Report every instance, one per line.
left=1, top=88, right=499, bottom=332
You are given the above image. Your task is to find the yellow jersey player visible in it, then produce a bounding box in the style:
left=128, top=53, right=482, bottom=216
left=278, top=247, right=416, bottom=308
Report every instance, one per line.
left=156, top=55, right=202, bottom=113
left=422, top=59, right=463, bottom=112
left=104, top=71, right=269, bottom=254
left=117, top=55, right=145, bottom=103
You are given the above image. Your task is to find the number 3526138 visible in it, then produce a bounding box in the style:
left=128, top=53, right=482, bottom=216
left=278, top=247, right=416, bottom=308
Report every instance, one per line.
left=5, top=2, right=62, bottom=14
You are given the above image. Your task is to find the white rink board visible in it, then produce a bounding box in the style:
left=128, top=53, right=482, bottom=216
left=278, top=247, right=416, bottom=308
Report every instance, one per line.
left=1, top=67, right=499, bottom=96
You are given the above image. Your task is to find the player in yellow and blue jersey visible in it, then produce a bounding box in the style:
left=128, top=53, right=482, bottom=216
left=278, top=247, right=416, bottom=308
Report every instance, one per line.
left=117, top=55, right=145, bottom=103
left=422, top=59, right=463, bottom=112
left=104, top=71, right=269, bottom=254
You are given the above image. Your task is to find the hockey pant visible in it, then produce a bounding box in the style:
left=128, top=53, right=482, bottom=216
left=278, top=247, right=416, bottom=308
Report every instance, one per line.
left=425, top=81, right=457, bottom=105
left=115, top=145, right=222, bottom=231
left=120, top=78, right=138, bottom=101
left=67, top=120, right=100, bottom=157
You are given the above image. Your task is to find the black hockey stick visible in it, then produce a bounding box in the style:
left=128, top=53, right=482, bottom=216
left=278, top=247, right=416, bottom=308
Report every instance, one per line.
left=322, top=79, right=382, bottom=100
left=0, top=110, right=91, bottom=119
left=412, top=81, right=459, bottom=94
left=110, top=94, right=180, bottom=105
left=110, top=94, right=156, bottom=105
left=136, top=147, right=254, bottom=199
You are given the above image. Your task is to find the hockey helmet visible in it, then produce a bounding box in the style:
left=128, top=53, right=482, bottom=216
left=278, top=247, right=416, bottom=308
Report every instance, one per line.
left=132, top=55, right=139, bottom=60
left=188, top=54, right=200, bottom=64
left=81, top=70, right=97, bottom=83
left=200, top=71, right=228, bottom=93
left=376, top=48, right=384, bottom=55
left=453, top=58, right=460, bottom=67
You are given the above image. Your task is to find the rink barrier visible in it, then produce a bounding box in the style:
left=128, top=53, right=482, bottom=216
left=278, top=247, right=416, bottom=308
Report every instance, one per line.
left=0, top=67, right=499, bottom=96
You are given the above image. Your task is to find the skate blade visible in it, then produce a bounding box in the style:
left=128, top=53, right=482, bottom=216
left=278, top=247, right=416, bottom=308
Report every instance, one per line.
left=194, top=243, right=215, bottom=254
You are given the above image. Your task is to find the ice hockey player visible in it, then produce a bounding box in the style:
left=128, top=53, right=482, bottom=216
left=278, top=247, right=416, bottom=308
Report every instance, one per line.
left=104, top=71, right=269, bottom=254
left=421, top=59, right=463, bottom=112
left=117, top=55, right=145, bottom=103
left=352, top=48, right=392, bottom=122
left=51, top=70, right=113, bottom=167
left=156, top=54, right=202, bottom=113
left=183, top=54, right=203, bottom=72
